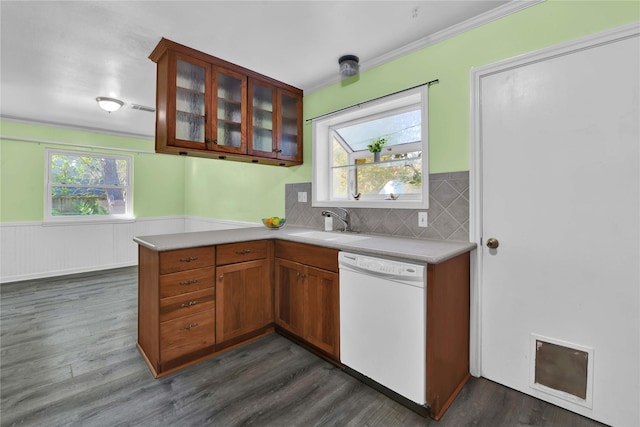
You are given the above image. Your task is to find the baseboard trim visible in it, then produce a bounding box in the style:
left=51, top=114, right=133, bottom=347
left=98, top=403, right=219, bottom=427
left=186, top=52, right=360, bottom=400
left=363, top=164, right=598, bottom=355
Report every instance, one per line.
left=0, top=262, right=138, bottom=284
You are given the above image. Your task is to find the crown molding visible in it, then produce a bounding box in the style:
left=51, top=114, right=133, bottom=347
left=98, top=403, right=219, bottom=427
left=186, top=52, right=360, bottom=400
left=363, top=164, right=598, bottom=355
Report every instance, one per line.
left=304, top=0, right=544, bottom=94
left=0, top=116, right=154, bottom=140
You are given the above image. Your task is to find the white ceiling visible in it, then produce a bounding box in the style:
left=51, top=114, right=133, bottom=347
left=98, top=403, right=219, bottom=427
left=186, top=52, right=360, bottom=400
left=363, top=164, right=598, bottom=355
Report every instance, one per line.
left=0, top=0, right=520, bottom=139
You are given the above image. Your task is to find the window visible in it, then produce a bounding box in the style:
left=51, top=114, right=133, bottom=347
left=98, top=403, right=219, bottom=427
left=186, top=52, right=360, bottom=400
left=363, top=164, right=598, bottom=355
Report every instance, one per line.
left=46, top=150, right=132, bottom=221
left=312, top=86, right=428, bottom=209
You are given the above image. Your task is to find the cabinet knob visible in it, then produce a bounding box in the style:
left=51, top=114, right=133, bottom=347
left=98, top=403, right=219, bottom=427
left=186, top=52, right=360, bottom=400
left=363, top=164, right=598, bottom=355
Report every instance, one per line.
left=219, top=274, right=224, bottom=280
left=180, top=300, right=198, bottom=308
left=180, top=322, right=199, bottom=331
left=486, top=237, right=500, bottom=249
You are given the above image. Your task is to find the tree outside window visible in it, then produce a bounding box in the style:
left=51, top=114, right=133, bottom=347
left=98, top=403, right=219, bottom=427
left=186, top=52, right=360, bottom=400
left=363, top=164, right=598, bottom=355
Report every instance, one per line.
left=47, top=150, right=132, bottom=219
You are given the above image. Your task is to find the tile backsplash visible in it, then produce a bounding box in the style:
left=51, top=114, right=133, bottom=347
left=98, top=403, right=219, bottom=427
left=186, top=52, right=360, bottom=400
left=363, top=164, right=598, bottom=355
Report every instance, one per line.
left=285, top=171, right=469, bottom=242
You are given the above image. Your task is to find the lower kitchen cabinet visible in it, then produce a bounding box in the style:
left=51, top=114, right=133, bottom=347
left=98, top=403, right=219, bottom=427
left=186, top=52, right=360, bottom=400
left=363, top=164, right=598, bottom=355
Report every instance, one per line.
left=215, top=240, right=273, bottom=347
left=303, top=265, right=340, bottom=357
left=273, top=258, right=304, bottom=336
left=138, top=245, right=217, bottom=376
left=136, top=235, right=471, bottom=420
left=274, top=241, right=340, bottom=361
left=159, top=310, right=216, bottom=365
left=215, top=259, right=273, bottom=346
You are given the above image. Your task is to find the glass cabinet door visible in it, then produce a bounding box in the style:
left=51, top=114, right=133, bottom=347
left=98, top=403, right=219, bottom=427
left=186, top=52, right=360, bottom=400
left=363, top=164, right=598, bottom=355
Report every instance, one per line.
left=214, top=68, right=246, bottom=153
left=175, top=58, right=208, bottom=145
left=278, top=90, right=302, bottom=161
left=249, top=80, right=276, bottom=157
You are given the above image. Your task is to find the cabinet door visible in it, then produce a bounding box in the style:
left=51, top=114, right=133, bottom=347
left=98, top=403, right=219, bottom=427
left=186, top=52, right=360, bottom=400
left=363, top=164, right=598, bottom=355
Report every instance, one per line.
left=170, top=52, right=212, bottom=149
left=248, top=79, right=277, bottom=158
left=212, top=67, right=247, bottom=154
left=274, top=258, right=305, bottom=336
left=216, top=259, right=272, bottom=344
left=304, top=266, right=340, bottom=359
left=276, top=88, right=302, bottom=163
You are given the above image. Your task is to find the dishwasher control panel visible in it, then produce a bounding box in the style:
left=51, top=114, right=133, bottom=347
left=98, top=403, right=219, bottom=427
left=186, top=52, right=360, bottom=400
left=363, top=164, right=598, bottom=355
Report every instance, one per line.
left=338, top=252, right=424, bottom=280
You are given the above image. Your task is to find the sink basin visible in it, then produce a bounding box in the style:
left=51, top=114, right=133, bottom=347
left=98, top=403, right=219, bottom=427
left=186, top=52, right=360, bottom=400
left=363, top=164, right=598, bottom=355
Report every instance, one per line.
left=291, top=231, right=370, bottom=243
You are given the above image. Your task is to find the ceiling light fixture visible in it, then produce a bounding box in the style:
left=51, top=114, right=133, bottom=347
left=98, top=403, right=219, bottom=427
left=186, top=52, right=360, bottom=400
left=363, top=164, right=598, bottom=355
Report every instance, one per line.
left=96, top=97, right=124, bottom=113
left=339, top=55, right=359, bottom=79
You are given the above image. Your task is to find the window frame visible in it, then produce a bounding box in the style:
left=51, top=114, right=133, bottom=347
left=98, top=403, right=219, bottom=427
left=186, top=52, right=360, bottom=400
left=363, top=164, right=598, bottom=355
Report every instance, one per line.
left=45, top=149, right=133, bottom=223
left=312, top=86, right=429, bottom=209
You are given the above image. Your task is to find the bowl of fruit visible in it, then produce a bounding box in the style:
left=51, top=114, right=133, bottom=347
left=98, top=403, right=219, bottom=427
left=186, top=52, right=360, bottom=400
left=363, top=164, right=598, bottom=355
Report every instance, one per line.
left=262, top=216, right=286, bottom=229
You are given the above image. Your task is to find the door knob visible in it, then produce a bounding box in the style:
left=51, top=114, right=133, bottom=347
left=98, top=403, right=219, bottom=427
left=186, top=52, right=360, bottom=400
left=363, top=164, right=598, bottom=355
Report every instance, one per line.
left=486, top=238, right=499, bottom=249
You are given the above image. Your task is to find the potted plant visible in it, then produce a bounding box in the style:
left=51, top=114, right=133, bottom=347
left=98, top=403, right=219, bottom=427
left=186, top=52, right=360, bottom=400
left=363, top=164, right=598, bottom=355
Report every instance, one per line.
left=367, top=137, right=387, bottom=162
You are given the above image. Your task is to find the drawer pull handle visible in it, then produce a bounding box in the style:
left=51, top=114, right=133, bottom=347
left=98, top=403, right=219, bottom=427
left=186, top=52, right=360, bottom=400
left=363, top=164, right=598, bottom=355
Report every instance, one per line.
left=179, top=279, right=199, bottom=286
left=219, top=275, right=224, bottom=281
left=235, top=249, right=252, bottom=255
left=179, top=256, right=199, bottom=263
left=180, top=322, right=199, bottom=331
left=180, top=300, right=199, bottom=308
left=296, top=272, right=306, bottom=279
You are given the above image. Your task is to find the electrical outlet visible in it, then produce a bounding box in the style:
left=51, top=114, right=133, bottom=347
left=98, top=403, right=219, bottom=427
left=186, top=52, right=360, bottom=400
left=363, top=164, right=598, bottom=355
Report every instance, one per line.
left=418, top=212, right=428, bottom=227
left=297, top=192, right=307, bottom=203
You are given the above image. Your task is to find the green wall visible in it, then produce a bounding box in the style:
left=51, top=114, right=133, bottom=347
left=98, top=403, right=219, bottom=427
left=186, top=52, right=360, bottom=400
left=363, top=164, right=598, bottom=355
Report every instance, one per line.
left=304, top=0, right=639, bottom=174
left=183, top=156, right=308, bottom=222
left=1, top=1, right=637, bottom=223
left=0, top=121, right=186, bottom=222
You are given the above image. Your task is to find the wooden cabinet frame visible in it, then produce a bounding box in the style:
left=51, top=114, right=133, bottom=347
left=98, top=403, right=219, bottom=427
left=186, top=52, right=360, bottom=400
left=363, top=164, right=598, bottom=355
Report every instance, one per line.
left=150, top=38, right=303, bottom=166
left=215, top=241, right=274, bottom=349
left=137, top=238, right=470, bottom=420
left=274, top=241, right=340, bottom=361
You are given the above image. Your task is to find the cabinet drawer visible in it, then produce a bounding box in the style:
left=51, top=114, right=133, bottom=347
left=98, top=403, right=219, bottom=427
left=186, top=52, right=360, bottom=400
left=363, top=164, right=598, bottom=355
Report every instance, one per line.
left=160, top=310, right=215, bottom=362
left=160, top=267, right=215, bottom=298
left=216, top=240, right=269, bottom=265
left=160, top=287, right=215, bottom=323
left=275, top=240, right=338, bottom=272
left=159, top=246, right=215, bottom=274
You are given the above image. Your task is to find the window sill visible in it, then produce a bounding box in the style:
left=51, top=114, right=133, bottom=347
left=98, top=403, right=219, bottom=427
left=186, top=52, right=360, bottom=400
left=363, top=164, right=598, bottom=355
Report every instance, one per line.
left=42, top=216, right=136, bottom=227
left=312, top=199, right=428, bottom=210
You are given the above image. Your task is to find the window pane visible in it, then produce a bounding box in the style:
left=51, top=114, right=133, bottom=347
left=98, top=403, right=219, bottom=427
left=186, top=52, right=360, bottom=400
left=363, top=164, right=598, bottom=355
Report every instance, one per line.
left=335, top=109, right=421, bottom=152
left=312, top=86, right=428, bottom=208
left=356, top=153, right=422, bottom=197
left=48, top=151, right=130, bottom=218
left=50, top=187, right=127, bottom=216
left=51, top=154, right=127, bottom=186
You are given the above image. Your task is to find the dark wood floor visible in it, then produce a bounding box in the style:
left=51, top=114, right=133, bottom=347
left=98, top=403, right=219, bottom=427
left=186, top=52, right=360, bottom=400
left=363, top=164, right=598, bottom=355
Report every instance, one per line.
left=1, top=267, right=606, bottom=427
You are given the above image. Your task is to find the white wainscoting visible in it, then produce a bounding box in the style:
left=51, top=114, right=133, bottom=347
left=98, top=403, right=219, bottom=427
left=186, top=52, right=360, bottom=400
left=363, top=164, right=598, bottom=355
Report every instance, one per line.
left=0, top=216, right=258, bottom=283
left=184, top=216, right=259, bottom=233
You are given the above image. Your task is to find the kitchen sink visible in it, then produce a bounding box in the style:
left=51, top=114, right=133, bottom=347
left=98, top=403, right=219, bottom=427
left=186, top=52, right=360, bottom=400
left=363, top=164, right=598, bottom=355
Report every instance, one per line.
left=290, top=231, right=371, bottom=243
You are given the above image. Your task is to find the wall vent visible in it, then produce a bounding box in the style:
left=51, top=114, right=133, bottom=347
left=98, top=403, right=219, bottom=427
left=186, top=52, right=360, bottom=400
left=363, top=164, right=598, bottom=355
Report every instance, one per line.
left=530, top=334, right=593, bottom=408
left=129, top=104, right=156, bottom=113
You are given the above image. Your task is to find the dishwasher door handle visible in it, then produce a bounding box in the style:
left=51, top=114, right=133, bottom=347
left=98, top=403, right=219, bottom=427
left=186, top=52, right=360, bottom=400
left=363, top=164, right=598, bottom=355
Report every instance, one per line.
left=339, top=264, right=423, bottom=283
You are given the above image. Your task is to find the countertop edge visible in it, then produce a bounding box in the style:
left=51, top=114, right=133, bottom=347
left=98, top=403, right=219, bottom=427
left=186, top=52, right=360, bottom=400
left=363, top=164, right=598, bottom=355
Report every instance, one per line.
left=133, top=227, right=477, bottom=264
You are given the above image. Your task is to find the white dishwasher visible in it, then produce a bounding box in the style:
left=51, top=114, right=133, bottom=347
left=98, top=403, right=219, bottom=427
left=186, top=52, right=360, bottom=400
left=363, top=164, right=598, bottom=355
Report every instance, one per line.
left=338, top=251, right=427, bottom=407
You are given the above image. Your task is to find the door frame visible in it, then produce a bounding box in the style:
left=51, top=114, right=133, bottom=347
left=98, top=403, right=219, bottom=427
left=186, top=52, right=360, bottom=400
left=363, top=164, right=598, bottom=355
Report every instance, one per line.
left=468, top=21, right=640, bottom=377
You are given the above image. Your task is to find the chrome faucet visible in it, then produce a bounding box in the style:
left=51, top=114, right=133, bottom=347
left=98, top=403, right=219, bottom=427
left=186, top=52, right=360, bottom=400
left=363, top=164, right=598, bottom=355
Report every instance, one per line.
left=321, top=207, right=351, bottom=232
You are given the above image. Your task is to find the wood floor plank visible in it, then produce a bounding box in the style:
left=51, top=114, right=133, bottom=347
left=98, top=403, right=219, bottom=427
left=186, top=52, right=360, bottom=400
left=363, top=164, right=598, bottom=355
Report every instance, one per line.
left=1, top=267, right=606, bottom=427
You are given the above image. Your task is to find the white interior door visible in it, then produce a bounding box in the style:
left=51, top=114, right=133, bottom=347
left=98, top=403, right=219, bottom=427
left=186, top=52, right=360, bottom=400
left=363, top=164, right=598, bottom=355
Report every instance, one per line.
left=473, top=26, right=639, bottom=427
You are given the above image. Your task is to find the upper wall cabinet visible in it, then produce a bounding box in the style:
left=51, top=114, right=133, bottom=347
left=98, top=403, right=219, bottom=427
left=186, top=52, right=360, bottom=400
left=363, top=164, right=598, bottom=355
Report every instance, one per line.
left=149, top=38, right=303, bottom=166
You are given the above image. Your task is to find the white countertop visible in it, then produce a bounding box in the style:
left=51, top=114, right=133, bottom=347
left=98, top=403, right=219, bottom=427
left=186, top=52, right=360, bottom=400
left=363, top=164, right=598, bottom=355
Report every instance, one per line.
left=134, top=226, right=476, bottom=264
